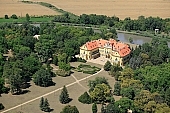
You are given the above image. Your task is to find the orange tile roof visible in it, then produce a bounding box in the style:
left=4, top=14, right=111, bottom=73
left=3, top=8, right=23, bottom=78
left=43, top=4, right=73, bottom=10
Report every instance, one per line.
left=85, top=40, right=98, bottom=50
left=82, top=39, right=131, bottom=57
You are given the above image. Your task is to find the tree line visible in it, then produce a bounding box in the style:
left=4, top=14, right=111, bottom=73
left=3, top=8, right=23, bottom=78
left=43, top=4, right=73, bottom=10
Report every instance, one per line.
left=53, top=13, right=170, bottom=34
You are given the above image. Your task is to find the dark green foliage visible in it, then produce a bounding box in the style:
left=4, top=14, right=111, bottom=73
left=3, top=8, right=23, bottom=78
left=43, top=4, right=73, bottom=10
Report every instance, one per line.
left=76, top=64, right=101, bottom=74
left=52, top=55, right=58, bottom=65
left=101, top=104, right=106, bottom=113
left=78, top=92, right=92, bottom=104
left=59, top=86, right=70, bottom=104
left=113, top=82, right=121, bottom=96
left=104, top=61, right=112, bottom=71
left=0, top=103, right=4, bottom=110
left=43, top=98, right=51, bottom=112
left=4, top=15, right=9, bottom=19
left=33, top=68, right=53, bottom=87
left=56, top=69, right=71, bottom=77
left=88, top=77, right=110, bottom=91
left=11, top=14, right=18, bottom=19
left=121, top=87, right=135, bottom=100
left=26, top=13, right=30, bottom=22
left=39, top=97, right=51, bottom=112
left=40, top=97, right=44, bottom=111
left=114, top=98, right=136, bottom=113
left=60, top=105, right=79, bottom=113
left=106, top=103, right=116, bottom=113
left=165, top=88, right=170, bottom=106
left=92, top=103, right=97, bottom=113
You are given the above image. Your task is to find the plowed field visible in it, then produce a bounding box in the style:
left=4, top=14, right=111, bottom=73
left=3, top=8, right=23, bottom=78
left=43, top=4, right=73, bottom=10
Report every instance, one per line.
left=0, top=0, right=170, bottom=19
left=0, top=0, right=59, bottom=17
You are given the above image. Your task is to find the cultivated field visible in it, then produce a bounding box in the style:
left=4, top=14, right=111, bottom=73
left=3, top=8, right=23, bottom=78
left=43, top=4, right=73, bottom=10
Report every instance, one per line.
left=0, top=0, right=59, bottom=18
left=1, top=0, right=169, bottom=19
left=30, top=0, right=170, bottom=19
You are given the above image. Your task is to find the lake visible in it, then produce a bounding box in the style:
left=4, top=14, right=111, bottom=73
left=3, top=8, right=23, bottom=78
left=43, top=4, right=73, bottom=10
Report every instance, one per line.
left=117, top=32, right=170, bottom=48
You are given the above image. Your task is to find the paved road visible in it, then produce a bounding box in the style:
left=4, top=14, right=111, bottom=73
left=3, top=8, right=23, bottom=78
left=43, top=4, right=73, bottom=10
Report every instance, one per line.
left=1, top=68, right=103, bottom=113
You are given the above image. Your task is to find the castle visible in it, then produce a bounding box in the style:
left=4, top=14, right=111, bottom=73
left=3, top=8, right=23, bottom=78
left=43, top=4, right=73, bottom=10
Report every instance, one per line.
left=80, top=39, right=131, bottom=66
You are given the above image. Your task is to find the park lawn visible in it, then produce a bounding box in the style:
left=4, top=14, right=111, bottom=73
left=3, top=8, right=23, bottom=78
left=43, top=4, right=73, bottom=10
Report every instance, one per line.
left=0, top=17, right=53, bottom=23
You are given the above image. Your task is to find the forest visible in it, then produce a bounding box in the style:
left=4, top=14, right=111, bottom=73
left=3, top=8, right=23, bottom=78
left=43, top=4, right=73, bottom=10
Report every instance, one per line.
left=0, top=13, right=170, bottom=112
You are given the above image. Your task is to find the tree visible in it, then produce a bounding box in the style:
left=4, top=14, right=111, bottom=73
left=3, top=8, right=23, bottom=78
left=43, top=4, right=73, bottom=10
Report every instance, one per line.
left=129, top=37, right=133, bottom=43
left=59, top=85, right=70, bottom=104
left=26, top=13, right=30, bottom=22
left=106, top=103, right=118, bottom=113
left=134, top=90, right=152, bottom=111
left=88, top=77, right=110, bottom=91
left=4, top=15, right=9, bottom=19
left=78, top=92, right=92, bottom=104
left=39, top=97, right=51, bottom=112
left=121, top=87, right=135, bottom=100
left=104, top=61, right=112, bottom=71
left=40, top=97, right=44, bottom=111
left=115, top=98, right=136, bottom=113
left=33, top=68, right=53, bottom=87
left=165, top=88, right=170, bottom=106
left=11, top=14, right=18, bottom=19
left=90, top=83, right=111, bottom=103
left=60, top=105, right=79, bottom=113
left=113, top=82, right=121, bottom=96
left=101, top=104, right=106, bottom=113
left=43, top=98, right=51, bottom=112
left=92, top=103, right=97, bottom=113
left=0, top=103, right=4, bottom=110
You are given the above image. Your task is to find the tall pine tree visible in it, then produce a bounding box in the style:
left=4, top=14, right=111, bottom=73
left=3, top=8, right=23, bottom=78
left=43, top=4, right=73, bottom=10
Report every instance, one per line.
left=59, top=85, right=70, bottom=104
left=43, top=98, right=51, bottom=112
left=40, top=97, right=44, bottom=111
left=39, top=97, right=51, bottom=112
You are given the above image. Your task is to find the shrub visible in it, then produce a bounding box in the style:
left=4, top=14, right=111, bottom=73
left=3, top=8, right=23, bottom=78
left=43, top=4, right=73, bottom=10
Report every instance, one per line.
left=11, top=14, right=18, bottom=19
left=77, top=58, right=86, bottom=63
left=78, top=92, right=92, bottom=104
left=104, top=61, right=112, bottom=71
left=56, top=69, right=71, bottom=77
left=0, top=103, right=4, bottom=110
left=4, top=15, right=9, bottom=19
left=76, top=64, right=101, bottom=74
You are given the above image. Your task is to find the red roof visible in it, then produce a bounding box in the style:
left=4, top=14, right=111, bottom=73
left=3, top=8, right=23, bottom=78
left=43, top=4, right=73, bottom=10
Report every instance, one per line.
left=82, top=39, right=131, bottom=57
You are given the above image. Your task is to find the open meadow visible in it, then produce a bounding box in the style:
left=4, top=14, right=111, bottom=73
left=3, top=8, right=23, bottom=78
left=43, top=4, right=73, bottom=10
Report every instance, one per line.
left=0, top=0, right=59, bottom=18
left=27, top=0, right=170, bottom=19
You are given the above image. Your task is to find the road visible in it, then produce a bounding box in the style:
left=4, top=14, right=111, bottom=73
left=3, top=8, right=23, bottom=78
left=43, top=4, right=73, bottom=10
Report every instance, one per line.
left=1, top=68, right=103, bottom=113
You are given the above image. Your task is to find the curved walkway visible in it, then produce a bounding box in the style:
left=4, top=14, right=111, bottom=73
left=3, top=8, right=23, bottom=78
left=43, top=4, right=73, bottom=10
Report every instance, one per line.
left=1, top=68, right=103, bottom=113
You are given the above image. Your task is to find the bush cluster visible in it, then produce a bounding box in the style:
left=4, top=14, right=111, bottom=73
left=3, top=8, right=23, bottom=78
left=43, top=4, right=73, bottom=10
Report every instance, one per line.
left=76, top=64, right=100, bottom=74
left=56, top=69, right=71, bottom=77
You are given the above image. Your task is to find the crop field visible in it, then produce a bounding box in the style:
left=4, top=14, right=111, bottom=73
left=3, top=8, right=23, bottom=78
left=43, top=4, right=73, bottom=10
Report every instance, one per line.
left=30, top=0, right=170, bottom=19
left=1, top=0, right=169, bottom=19
left=0, top=0, right=59, bottom=18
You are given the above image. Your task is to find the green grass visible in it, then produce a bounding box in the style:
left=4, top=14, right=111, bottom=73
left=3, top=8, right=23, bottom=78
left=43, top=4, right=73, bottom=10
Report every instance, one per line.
left=0, top=17, right=53, bottom=23
left=75, top=64, right=101, bottom=74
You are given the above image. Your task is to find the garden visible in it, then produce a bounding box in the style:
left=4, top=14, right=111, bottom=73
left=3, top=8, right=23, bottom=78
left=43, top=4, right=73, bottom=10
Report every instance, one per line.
left=74, top=64, right=101, bottom=74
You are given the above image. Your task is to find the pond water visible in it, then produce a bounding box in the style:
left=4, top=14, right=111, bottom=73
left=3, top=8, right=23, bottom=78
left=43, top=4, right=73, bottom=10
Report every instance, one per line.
left=117, top=32, right=170, bottom=47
